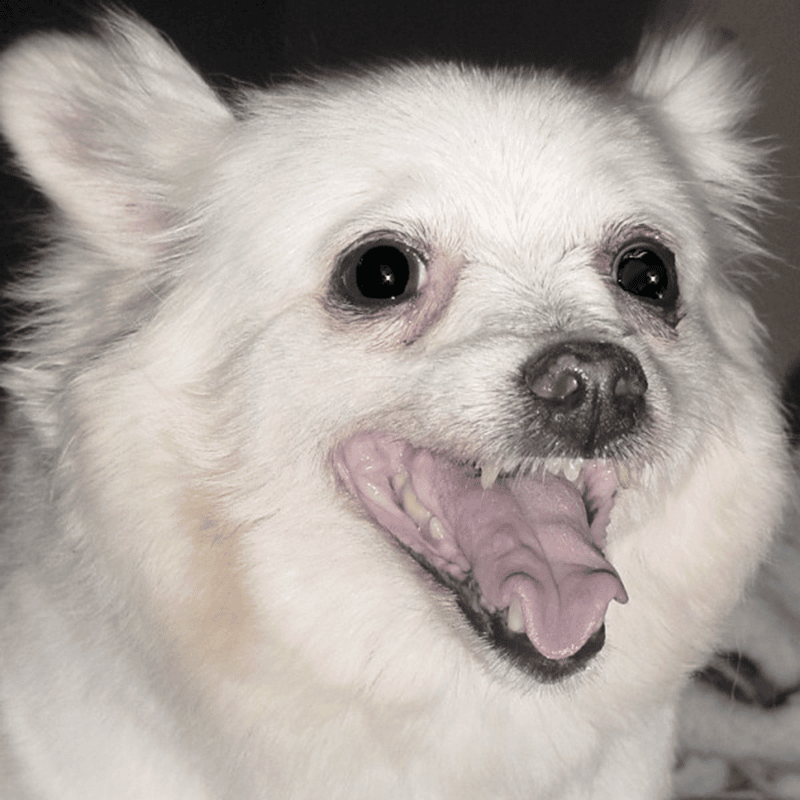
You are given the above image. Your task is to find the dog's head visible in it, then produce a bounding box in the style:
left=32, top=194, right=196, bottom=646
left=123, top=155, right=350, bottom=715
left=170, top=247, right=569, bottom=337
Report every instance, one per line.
left=0, top=16, right=789, bottom=696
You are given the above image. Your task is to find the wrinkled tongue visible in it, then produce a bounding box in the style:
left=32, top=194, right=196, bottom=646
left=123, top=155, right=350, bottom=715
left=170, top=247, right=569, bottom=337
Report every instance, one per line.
left=444, top=472, right=626, bottom=659
left=335, top=435, right=627, bottom=661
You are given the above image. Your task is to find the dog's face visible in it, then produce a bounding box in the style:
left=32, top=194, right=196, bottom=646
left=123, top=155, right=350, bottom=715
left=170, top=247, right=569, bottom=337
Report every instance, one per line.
left=0, top=15, right=791, bottom=796
left=174, top=60, right=781, bottom=692
left=241, top=76, right=680, bottom=679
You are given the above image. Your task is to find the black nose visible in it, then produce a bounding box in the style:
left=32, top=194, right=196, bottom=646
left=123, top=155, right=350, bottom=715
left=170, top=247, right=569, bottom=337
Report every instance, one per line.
left=521, top=340, right=647, bottom=456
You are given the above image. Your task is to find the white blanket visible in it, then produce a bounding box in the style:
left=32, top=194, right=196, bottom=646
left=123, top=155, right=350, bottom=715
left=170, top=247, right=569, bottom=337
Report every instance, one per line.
left=675, top=471, right=800, bottom=799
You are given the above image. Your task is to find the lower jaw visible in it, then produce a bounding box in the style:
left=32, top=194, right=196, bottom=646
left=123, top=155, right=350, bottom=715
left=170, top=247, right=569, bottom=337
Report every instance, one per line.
left=409, top=546, right=606, bottom=682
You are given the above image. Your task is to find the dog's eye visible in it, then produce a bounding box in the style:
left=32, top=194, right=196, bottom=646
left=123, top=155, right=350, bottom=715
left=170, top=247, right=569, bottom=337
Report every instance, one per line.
left=614, top=242, right=678, bottom=307
left=338, top=240, right=425, bottom=307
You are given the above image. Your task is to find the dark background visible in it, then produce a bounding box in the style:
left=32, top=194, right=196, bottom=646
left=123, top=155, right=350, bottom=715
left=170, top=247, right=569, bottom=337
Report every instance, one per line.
left=0, top=1, right=660, bottom=80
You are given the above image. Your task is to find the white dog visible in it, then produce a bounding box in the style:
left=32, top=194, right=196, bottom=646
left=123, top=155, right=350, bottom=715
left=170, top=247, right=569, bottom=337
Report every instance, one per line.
left=0, top=12, right=790, bottom=799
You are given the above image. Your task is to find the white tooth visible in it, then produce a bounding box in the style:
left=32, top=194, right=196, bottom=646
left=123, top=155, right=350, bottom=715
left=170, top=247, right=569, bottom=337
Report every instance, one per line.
left=508, top=598, right=526, bottom=634
left=429, top=517, right=446, bottom=541
left=615, top=463, right=637, bottom=489
left=543, top=459, right=561, bottom=478
left=563, top=459, right=581, bottom=483
left=391, top=467, right=409, bottom=494
left=401, top=484, right=432, bottom=527
left=481, top=463, right=501, bottom=490
left=363, top=480, right=398, bottom=515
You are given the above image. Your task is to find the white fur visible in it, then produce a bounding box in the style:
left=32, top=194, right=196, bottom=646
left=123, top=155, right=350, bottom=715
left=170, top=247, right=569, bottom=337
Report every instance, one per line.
left=0, top=14, right=790, bottom=799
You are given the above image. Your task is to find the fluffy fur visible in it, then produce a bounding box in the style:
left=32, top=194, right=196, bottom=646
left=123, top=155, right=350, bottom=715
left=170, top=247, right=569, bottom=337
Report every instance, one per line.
left=0, top=13, right=790, bottom=799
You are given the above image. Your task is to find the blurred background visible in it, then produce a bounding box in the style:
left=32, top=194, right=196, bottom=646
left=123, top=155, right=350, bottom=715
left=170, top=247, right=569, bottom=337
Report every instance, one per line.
left=1, top=0, right=798, bottom=379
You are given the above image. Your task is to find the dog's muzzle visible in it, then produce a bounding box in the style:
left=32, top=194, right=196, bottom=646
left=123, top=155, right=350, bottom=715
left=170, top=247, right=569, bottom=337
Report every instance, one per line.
left=335, top=339, right=647, bottom=682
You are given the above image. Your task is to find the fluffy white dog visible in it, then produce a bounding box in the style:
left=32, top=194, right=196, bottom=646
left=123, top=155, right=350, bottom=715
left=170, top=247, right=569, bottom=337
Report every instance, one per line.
left=0, top=12, right=790, bottom=799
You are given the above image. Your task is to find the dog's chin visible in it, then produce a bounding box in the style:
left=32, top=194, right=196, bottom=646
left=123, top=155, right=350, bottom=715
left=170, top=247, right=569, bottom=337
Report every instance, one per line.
left=414, top=551, right=609, bottom=682
left=334, top=432, right=629, bottom=682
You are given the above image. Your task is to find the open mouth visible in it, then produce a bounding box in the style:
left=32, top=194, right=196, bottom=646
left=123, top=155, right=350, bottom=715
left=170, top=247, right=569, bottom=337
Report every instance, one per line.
left=335, top=433, right=629, bottom=682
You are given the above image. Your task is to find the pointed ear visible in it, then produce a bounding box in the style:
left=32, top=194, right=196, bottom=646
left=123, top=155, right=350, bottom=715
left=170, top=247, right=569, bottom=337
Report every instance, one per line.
left=0, top=12, right=233, bottom=260
left=625, top=27, right=774, bottom=258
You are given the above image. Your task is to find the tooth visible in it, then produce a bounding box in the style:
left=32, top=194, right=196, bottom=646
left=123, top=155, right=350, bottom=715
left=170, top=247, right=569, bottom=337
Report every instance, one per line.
left=391, top=467, right=409, bottom=494
left=563, top=459, right=581, bottom=482
left=507, top=598, right=525, bottom=634
left=401, top=483, right=432, bottom=527
left=481, top=463, right=501, bottom=490
left=615, top=463, right=636, bottom=489
left=363, top=479, right=399, bottom=515
left=429, top=517, right=446, bottom=541
left=543, top=459, right=561, bottom=478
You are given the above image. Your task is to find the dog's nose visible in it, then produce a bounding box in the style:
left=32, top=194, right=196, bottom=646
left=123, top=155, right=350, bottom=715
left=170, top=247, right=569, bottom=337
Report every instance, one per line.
left=522, top=341, right=647, bottom=456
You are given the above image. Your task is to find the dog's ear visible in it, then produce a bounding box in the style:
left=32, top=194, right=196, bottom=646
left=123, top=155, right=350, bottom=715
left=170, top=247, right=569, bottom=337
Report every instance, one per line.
left=626, top=28, right=773, bottom=260
left=0, top=12, right=232, bottom=261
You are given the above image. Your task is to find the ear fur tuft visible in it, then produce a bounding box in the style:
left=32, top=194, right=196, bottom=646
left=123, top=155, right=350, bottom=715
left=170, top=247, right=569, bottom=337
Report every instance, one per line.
left=0, top=11, right=232, bottom=258
left=626, top=27, right=775, bottom=262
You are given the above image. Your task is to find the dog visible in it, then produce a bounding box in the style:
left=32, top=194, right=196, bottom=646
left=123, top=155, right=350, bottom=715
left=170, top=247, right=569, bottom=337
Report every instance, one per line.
left=0, top=11, right=790, bottom=799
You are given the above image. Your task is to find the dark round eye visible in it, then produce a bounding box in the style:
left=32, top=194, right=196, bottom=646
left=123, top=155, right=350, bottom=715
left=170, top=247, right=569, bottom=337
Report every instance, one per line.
left=339, top=240, right=424, bottom=307
left=614, top=242, right=678, bottom=307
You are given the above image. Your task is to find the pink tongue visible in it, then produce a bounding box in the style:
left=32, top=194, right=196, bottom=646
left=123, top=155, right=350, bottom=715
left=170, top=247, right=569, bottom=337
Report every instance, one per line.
left=439, top=470, right=627, bottom=660
left=336, top=436, right=627, bottom=661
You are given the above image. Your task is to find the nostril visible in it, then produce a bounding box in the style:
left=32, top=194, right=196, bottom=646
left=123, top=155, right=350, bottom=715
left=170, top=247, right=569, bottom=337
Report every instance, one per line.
left=528, top=369, right=581, bottom=401
left=613, top=372, right=647, bottom=399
